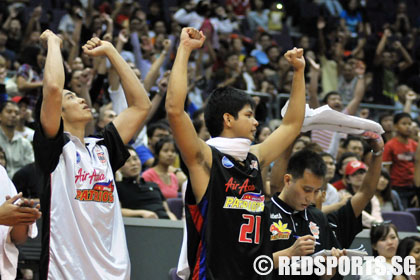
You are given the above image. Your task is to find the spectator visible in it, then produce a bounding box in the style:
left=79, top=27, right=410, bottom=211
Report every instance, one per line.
left=360, top=222, right=399, bottom=280
left=339, top=160, right=383, bottom=228
left=246, top=0, right=269, bottom=34
left=383, top=112, right=418, bottom=209
left=0, top=101, right=34, bottom=178
left=379, top=112, right=394, bottom=143
left=117, top=146, right=177, bottom=220
left=12, top=96, right=34, bottom=142
left=394, top=236, right=420, bottom=280
left=375, top=168, right=403, bottom=212
left=142, top=136, right=180, bottom=199
left=342, top=135, right=365, bottom=161
left=332, top=152, right=359, bottom=190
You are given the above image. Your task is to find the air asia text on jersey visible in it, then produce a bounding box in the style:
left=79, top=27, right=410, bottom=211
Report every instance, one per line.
left=75, top=180, right=115, bottom=203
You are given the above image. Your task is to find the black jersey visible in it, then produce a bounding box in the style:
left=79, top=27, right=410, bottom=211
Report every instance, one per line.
left=185, top=147, right=272, bottom=280
left=266, top=195, right=339, bottom=280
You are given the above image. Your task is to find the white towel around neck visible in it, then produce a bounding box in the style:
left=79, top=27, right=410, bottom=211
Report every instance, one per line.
left=206, top=137, right=252, bottom=162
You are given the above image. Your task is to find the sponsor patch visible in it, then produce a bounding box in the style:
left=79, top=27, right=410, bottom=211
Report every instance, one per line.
left=309, top=221, right=320, bottom=239
left=223, top=192, right=264, bottom=213
left=222, top=156, right=234, bottom=168
left=270, top=220, right=292, bottom=241
left=76, top=151, right=81, bottom=164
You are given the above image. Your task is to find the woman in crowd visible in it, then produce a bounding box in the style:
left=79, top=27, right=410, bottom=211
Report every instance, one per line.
left=395, top=236, right=420, bottom=280
left=375, top=169, right=404, bottom=211
left=361, top=222, right=399, bottom=280
left=142, top=136, right=179, bottom=199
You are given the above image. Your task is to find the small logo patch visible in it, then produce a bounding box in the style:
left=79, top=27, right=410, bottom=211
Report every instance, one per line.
left=270, top=220, right=292, bottom=241
left=309, top=221, right=320, bottom=239
left=250, top=160, right=259, bottom=170
left=222, top=156, right=234, bottom=168
left=76, top=152, right=81, bottom=164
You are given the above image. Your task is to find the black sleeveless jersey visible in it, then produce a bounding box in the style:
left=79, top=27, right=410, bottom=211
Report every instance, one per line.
left=185, top=147, right=272, bottom=280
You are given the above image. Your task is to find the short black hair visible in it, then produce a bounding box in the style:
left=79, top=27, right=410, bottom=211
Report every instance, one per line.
left=378, top=112, right=393, bottom=124
left=146, top=121, right=170, bottom=139
left=370, top=223, right=398, bottom=257
left=204, top=87, right=255, bottom=137
left=322, top=91, right=340, bottom=104
left=0, top=100, right=18, bottom=113
left=286, top=149, right=326, bottom=180
left=342, top=135, right=363, bottom=149
left=393, top=112, right=412, bottom=124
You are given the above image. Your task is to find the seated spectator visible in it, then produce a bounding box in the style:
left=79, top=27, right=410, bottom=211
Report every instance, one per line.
left=0, top=101, right=34, bottom=178
left=142, top=137, right=179, bottom=199
left=360, top=222, right=399, bottom=280
left=12, top=96, right=34, bottom=141
left=339, top=160, right=383, bottom=228
left=332, top=152, right=359, bottom=190
left=135, top=121, right=171, bottom=169
left=394, top=236, right=420, bottom=280
left=341, top=135, right=365, bottom=161
left=383, top=112, right=418, bottom=209
left=376, top=169, right=404, bottom=212
left=117, top=146, right=177, bottom=220
left=246, top=0, right=269, bottom=34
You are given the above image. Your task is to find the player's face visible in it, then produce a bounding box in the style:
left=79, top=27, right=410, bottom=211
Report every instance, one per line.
left=120, top=149, right=142, bottom=178
left=61, top=90, right=93, bottom=123
left=230, top=104, right=258, bottom=141
left=286, top=170, right=324, bottom=211
left=374, top=227, right=398, bottom=260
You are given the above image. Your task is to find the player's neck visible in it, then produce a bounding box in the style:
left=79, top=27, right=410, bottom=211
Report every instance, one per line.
left=64, top=122, right=86, bottom=145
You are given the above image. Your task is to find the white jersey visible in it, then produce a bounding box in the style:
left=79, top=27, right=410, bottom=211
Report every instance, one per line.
left=34, top=121, right=130, bottom=280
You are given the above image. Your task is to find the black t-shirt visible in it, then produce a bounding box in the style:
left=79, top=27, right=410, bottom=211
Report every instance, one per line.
left=327, top=199, right=362, bottom=249
left=12, top=162, right=41, bottom=198
left=117, top=177, right=169, bottom=219
left=185, top=147, right=271, bottom=280
left=266, top=194, right=340, bottom=280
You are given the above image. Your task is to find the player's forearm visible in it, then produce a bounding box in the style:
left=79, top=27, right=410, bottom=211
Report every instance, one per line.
left=282, top=69, right=305, bottom=129
left=166, top=46, right=191, bottom=115
left=106, top=47, right=151, bottom=111
left=43, top=38, right=64, bottom=96
left=11, top=224, right=29, bottom=245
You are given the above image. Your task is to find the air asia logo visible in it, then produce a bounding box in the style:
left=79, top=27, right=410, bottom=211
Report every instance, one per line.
left=309, top=221, right=320, bottom=239
left=223, top=192, right=264, bottom=213
left=270, top=220, right=292, bottom=241
left=75, top=180, right=114, bottom=203
left=75, top=168, right=105, bottom=184
left=225, top=177, right=256, bottom=195
left=222, top=156, right=234, bottom=168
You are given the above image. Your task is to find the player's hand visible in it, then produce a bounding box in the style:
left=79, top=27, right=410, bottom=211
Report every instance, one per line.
left=180, top=27, right=206, bottom=51
left=0, top=193, right=41, bottom=226
left=289, top=235, right=316, bottom=256
left=320, top=248, right=346, bottom=280
left=284, top=48, right=305, bottom=71
left=40, top=29, right=62, bottom=49
left=82, top=37, right=114, bottom=57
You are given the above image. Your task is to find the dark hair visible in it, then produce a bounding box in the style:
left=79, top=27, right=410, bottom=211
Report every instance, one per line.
left=370, top=223, right=399, bottom=257
left=378, top=112, right=393, bottom=124
left=378, top=168, right=392, bottom=203
left=153, top=136, right=175, bottom=166
left=204, top=87, right=255, bottom=137
left=394, top=112, right=412, bottom=124
left=0, top=100, right=18, bottom=113
left=146, top=121, right=170, bottom=139
left=337, top=152, right=360, bottom=173
left=397, top=236, right=420, bottom=257
left=342, top=135, right=363, bottom=149
left=286, top=149, right=327, bottom=180
left=322, top=91, right=340, bottom=104
left=125, top=144, right=136, bottom=153
left=255, top=124, right=271, bottom=144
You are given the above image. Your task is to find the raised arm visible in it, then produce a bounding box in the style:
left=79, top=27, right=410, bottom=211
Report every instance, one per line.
left=82, top=38, right=151, bottom=144
left=306, top=55, right=321, bottom=109
left=250, top=48, right=306, bottom=167
left=351, top=132, right=384, bottom=218
left=166, top=27, right=211, bottom=203
left=346, top=61, right=366, bottom=115
left=39, top=30, right=64, bottom=138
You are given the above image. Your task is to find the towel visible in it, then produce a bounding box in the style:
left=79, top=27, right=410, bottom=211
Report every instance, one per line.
left=206, top=137, right=252, bottom=161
